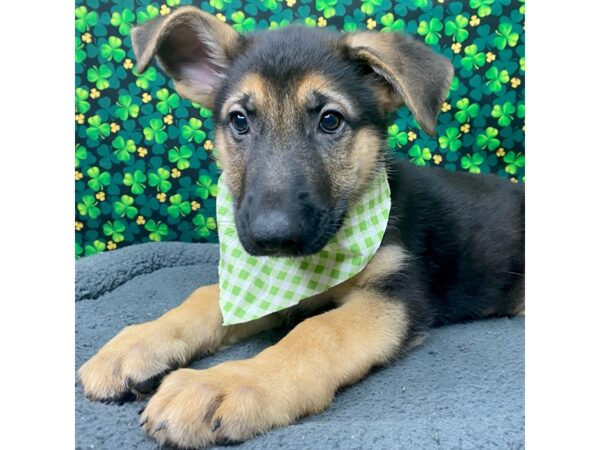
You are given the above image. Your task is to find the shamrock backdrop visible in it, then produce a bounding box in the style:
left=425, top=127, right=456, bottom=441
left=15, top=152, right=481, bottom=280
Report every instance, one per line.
left=75, top=0, right=525, bottom=258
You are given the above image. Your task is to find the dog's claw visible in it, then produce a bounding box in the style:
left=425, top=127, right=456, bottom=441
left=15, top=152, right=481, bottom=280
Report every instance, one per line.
left=154, top=420, right=167, bottom=433
left=140, top=416, right=148, bottom=427
left=116, top=391, right=136, bottom=405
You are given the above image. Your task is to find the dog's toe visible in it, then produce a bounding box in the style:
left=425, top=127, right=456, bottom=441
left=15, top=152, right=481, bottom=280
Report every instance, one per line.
left=79, top=323, right=189, bottom=402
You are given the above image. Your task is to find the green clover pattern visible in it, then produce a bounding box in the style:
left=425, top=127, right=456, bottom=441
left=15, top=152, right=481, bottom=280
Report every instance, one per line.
left=75, top=0, right=525, bottom=259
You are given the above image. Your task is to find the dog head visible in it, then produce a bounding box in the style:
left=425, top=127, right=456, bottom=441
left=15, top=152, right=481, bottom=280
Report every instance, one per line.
left=131, top=6, right=453, bottom=256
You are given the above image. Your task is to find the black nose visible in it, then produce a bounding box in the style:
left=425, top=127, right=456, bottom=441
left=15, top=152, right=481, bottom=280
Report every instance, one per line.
left=248, top=210, right=301, bottom=252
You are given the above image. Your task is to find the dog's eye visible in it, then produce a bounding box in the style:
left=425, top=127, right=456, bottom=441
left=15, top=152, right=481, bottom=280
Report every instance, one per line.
left=230, top=112, right=249, bottom=134
left=319, top=111, right=343, bottom=133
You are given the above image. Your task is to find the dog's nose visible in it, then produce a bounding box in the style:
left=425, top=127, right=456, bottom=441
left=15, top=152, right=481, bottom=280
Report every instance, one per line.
left=248, top=210, right=301, bottom=252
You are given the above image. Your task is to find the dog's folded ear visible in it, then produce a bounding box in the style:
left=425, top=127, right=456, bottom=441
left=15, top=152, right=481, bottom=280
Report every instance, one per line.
left=130, top=6, right=244, bottom=108
left=344, top=32, right=454, bottom=136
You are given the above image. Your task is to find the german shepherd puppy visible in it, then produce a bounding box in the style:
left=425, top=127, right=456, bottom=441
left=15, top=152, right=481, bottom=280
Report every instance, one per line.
left=79, top=6, right=524, bottom=448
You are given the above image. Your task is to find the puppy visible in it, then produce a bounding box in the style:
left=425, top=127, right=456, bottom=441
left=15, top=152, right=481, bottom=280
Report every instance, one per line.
left=79, top=6, right=524, bottom=448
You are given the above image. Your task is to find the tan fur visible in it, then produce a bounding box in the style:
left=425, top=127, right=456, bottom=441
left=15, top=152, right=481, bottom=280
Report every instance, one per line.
left=79, top=8, right=463, bottom=448
left=295, top=73, right=355, bottom=114
left=79, top=284, right=280, bottom=401
left=80, top=239, right=410, bottom=447
left=79, top=240, right=407, bottom=401
left=140, top=288, right=408, bottom=447
left=371, top=81, right=403, bottom=113
left=214, top=128, right=246, bottom=199
left=353, top=244, right=408, bottom=288
left=221, top=72, right=269, bottom=120
left=214, top=70, right=381, bottom=204
left=350, top=127, right=385, bottom=193
left=512, top=304, right=525, bottom=316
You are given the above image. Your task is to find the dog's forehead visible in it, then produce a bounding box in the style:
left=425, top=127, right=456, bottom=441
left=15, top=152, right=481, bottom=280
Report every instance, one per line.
left=242, top=26, right=341, bottom=79
left=217, top=27, right=356, bottom=117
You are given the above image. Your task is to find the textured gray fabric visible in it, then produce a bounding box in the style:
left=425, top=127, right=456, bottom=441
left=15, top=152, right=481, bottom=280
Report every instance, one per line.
left=76, top=242, right=524, bottom=450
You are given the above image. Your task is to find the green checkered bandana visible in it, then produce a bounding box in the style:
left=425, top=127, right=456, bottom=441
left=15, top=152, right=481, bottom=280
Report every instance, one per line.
left=217, top=169, right=391, bottom=325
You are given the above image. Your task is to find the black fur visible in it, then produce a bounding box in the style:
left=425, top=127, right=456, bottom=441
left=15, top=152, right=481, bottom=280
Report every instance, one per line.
left=378, top=161, right=524, bottom=342
left=214, top=27, right=389, bottom=256
left=133, top=13, right=524, bottom=336
left=216, top=27, right=525, bottom=332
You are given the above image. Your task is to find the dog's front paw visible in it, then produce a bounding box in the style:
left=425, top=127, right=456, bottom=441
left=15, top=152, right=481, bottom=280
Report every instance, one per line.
left=141, top=363, right=296, bottom=448
left=79, top=322, right=189, bottom=402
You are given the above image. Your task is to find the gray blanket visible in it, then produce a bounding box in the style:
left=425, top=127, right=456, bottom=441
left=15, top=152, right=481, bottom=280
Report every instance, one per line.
left=76, top=242, right=524, bottom=449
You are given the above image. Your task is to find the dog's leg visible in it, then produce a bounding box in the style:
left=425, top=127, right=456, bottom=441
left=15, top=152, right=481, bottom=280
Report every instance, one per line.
left=79, top=284, right=283, bottom=401
left=140, top=286, right=410, bottom=448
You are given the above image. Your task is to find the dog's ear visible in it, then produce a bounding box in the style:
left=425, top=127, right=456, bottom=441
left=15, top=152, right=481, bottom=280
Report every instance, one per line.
left=343, top=32, right=454, bottom=136
left=130, top=6, right=244, bottom=108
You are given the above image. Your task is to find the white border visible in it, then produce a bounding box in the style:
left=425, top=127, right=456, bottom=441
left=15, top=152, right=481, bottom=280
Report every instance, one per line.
left=527, top=1, right=600, bottom=448
left=2, top=0, right=74, bottom=447
left=2, top=1, right=600, bottom=447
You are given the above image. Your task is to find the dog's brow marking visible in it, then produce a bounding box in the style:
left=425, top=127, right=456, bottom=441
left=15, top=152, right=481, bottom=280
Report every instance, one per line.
left=221, top=72, right=269, bottom=121
left=295, top=73, right=355, bottom=114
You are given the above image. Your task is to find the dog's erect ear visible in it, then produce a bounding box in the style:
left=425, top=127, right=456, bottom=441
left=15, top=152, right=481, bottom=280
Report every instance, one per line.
left=344, top=32, right=454, bottom=136
left=130, top=6, right=243, bottom=108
